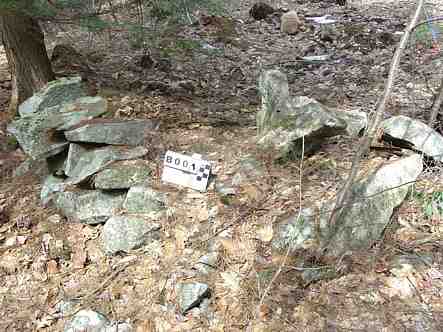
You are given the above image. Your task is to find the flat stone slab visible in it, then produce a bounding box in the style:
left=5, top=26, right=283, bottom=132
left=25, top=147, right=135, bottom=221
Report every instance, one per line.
left=7, top=97, right=108, bottom=160
left=94, top=160, right=151, bottom=189
left=19, top=76, right=86, bottom=117
left=382, top=115, right=443, bottom=161
left=54, top=189, right=126, bottom=224
left=102, top=215, right=160, bottom=255
left=64, top=119, right=159, bottom=146
left=56, top=96, right=108, bottom=131
left=65, top=144, right=148, bottom=185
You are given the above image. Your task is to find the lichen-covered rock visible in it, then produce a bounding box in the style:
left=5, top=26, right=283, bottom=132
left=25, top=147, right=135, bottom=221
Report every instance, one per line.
left=257, top=70, right=347, bottom=160
left=93, top=160, right=151, bottom=189
left=41, top=175, right=66, bottom=205
left=273, top=154, right=423, bottom=256
left=64, top=144, right=148, bottom=185
left=102, top=215, right=160, bottom=255
left=19, top=76, right=87, bottom=117
left=64, top=119, right=158, bottom=146
left=7, top=96, right=107, bottom=160
left=382, top=115, right=443, bottom=162
left=123, top=185, right=167, bottom=218
left=54, top=189, right=126, bottom=224
left=64, top=309, right=132, bottom=332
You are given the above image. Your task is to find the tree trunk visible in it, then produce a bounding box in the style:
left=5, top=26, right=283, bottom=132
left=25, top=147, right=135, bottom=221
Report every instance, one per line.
left=0, top=12, right=55, bottom=117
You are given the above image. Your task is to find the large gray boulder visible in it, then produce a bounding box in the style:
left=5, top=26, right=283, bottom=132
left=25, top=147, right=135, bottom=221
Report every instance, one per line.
left=54, top=189, right=126, bottom=224
left=19, top=76, right=87, bottom=117
left=273, top=154, right=423, bottom=256
left=102, top=215, right=161, bottom=255
left=257, top=70, right=348, bottom=159
left=7, top=96, right=108, bottom=159
left=64, top=119, right=158, bottom=146
left=64, top=144, right=148, bottom=184
left=382, top=115, right=443, bottom=161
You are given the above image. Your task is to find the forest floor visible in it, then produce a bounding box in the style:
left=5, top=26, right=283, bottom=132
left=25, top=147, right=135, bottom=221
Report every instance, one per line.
left=1, top=0, right=443, bottom=331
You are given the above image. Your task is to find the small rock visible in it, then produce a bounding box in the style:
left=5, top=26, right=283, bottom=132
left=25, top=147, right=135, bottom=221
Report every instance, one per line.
left=176, top=282, right=210, bottom=314
left=102, top=215, right=161, bottom=255
left=281, top=11, right=301, bottom=35
left=64, top=309, right=109, bottom=332
left=249, top=3, right=275, bottom=20
left=193, top=252, right=219, bottom=275
left=123, top=185, right=167, bottom=218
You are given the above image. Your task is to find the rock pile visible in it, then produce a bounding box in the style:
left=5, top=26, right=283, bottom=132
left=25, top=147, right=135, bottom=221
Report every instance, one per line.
left=8, top=76, right=164, bottom=254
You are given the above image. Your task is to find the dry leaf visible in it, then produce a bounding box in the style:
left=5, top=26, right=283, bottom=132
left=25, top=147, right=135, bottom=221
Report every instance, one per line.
left=47, top=260, right=59, bottom=274
left=256, top=221, right=273, bottom=243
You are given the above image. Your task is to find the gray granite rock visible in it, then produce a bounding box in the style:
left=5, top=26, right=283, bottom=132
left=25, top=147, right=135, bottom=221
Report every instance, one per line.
left=19, top=76, right=87, bottom=117
left=7, top=97, right=107, bottom=160
left=64, top=144, right=148, bottom=185
left=273, top=154, right=423, bottom=256
left=382, top=115, right=443, bottom=161
left=102, top=215, right=161, bottom=255
left=123, top=185, right=166, bottom=218
left=176, top=282, right=210, bottom=314
left=64, top=119, right=158, bottom=146
left=54, top=189, right=126, bottom=224
left=257, top=70, right=347, bottom=159
left=93, top=160, right=151, bottom=189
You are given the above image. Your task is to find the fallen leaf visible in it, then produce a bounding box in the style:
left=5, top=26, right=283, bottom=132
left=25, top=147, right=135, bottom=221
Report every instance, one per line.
left=47, top=260, right=59, bottom=274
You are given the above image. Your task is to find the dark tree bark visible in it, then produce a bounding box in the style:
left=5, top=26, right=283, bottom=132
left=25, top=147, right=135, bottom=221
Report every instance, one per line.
left=0, top=12, right=55, bottom=117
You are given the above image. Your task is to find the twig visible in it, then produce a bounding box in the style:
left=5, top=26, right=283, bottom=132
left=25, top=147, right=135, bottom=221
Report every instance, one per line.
left=325, top=0, right=426, bottom=251
left=255, top=136, right=305, bottom=319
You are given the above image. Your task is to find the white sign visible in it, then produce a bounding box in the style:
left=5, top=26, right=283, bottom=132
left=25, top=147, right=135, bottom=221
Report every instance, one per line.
left=161, top=150, right=211, bottom=192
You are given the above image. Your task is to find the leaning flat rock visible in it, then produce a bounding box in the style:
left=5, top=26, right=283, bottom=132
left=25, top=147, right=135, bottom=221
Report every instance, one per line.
left=64, top=119, right=158, bottom=146
left=54, top=189, right=126, bottom=224
left=19, top=76, right=86, bottom=117
left=273, top=154, right=423, bottom=256
left=102, top=215, right=160, bottom=255
left=123, top=185, right=167, bottom=218
left=382, top=115, right=443, bottom=161
left=64, top=144, right=148, bottom=184
left=94, top=160, right=151, bottom=189
left=7, top=97, right=108, bottom=160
